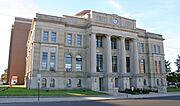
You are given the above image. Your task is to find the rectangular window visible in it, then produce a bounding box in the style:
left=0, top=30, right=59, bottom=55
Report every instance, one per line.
left=125, top=40, right=130, bottom=50
left=43, top=31, right=49, bottom=42
left=153, top=45, right=157, bottom=53
left=126, top=57, right=130, bottom=72
left=50, top=52, right=56, bottom=71
left=155, top=60, right=158, bottom=73
left=96, top=54, right=103, bottom=72
left=140, top=59, right=145, bottom=73
left=140, top=43, right=145, bottom=53
left=42, top=52, right=48, bottom=69
left=111, top=38, right=117, bottom=49
left=158, top=61, right=161, bottom=73
left=77, top=35, right=82, bottom=46
left=115, top=78, right=118, bottom=88
left=157, top=45, right=160, bottom=54
left=112, top=56, right=117, bottom=72
left=51, top=32, right=56, bottom=43
left=96, top=36, right=103, bottom=48
left=66, top=34, right=72, bottom=45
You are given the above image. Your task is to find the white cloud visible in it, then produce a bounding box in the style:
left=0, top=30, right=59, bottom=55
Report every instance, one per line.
left=0, top=0, right=43, bottom=76
left=107, top=0, right=123, bottom=12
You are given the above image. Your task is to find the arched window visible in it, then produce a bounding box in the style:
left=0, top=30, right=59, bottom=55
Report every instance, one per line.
left=50, top=78, right=55, bottom=88
left=77, top=79, right=81, bottom=87
left=66, top=79, right=71, bottom=87
left=41, top=78, right=47, bottom=88
left=76, top=55, right=82, bottom=71
left=65, top=54, right=72, bottom=71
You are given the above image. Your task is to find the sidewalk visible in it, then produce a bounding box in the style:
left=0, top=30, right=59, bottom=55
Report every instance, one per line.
left=0, top=92, right=180, bottom=103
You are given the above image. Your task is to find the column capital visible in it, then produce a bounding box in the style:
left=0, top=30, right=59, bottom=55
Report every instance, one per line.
left=105, top=34, right=111, bottom=38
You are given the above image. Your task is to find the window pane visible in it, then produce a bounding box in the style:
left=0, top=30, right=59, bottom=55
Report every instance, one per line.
left=43, top=31, right=49, bottom=42
left=41, top=78, right=47, bottom=88
left=66, top=34, right=72, bottom=45
left=96, top=36, right=103, bottom=48
left=157, top=46, right=160, bottom=54
left=125, top=40, right=130, bottom=50
left=140, top=59, right=145, bottom=73
left=50, top=79, right=55, bottom=88
left=140, top=43, right=144, bottom=53
left=77, top=79, right=81, bottom=87
left=65, top=54, right=72, bottom=71
left=76, top=55, right=82, bottom=71
left=67, top=79, right=71, bottom=87
left=42, top=52, right=48, bottom=69
left=50, top=52, right=56, bottom=71
left=111, top=38, right=117, bottom=49
left=126, top=57, right=130, bottom=72
left=96, top=54, right=103, bottom=72
left=112, top=56, right=117, bottom=72
left=77, top=35, right=82, bottom=46
left=51, top=32, right=56, bottom=42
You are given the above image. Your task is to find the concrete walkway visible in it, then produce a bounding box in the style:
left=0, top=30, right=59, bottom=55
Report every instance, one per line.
left=0, top=92, right=180, bottom=103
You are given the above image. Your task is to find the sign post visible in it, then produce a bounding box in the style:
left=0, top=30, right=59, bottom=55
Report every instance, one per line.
left=37, top=74, right=41, bottom=101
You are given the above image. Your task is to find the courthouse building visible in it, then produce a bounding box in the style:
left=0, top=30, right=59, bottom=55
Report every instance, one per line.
left=25, top=10, right=167, bottom=93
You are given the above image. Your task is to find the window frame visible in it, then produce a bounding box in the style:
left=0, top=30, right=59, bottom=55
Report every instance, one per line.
left=51, top=32, right=57, bottom=43
left=66, top=34, right=72, bottom=45
left=65, top=54, right=72, bottom=72
left=43, top=31, right=49, bottom=42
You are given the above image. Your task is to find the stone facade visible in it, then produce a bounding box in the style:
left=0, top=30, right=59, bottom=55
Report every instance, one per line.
left=25, top=10, right=167, bottom=93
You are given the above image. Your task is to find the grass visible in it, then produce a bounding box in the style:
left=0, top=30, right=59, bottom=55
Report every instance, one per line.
left=167, top=87, right=180, bottom=92
left=0, top=85, right=107, bottom=96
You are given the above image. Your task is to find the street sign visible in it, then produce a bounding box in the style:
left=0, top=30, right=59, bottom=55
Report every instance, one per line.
left=37, top=74, right=41, bottom=83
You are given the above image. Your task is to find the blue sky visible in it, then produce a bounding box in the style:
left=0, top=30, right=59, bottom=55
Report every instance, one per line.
left=0, top=0, right=180, bottom=76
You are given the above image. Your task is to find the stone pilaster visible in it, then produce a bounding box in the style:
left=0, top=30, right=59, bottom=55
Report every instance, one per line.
left=105, top=35, right=112, bottom=73
left=120, top=37, right=126, bottom=74
left=90, top=33, right=96, bottom=73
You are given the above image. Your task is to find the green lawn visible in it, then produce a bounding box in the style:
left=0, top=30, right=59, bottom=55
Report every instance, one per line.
left=167, top=87, right=180, bottom=92
left=0, top=86, right=107, bottom=96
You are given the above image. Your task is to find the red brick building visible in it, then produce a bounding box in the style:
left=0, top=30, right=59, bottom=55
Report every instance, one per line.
left=8, top=17, right=31, bottom=84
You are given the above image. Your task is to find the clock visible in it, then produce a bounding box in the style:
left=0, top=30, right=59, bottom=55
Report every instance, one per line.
left=113, top=18, right=118, bottom=24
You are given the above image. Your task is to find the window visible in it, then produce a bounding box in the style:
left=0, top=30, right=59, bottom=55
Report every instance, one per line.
left=65, top=54, right=72, bottom=72
left=153, top=45, right=157, bottom=53
left=125, top=39, right=130, bottom=50
left=140, top=59, right=145, bottom=73
left=157, top=79, right=159, bottom=86
left=41, top=78, right=47, bottom=88
left=126, top=57, right=130, bottom=72
left=111, top=38, right=117, bottom=49
left=155, top=60, right=161, bottom=74
left=42, top=52, right=48, bottom=69
left=115, top=78, right=118, bottom=88
left=50, top=52, right=56, bottom=71
left=50, top=78, right=55, bottom=88
left=51, top=32, right=56, bottom=42
left=77, top=35, right=82, bottom=46
left=66, top=34, right=72, bottom=45
left=140, top=43, right=145, bottom=53
left=66, top=79, right=71, bottom=87
left=96, top=54, right=103, bottom=72
left=43, top=31, right=49, bottom=42
left=144, top=79, right=147, bottom=86
left=77, top=79, right=82, bottom=87
left=96, top=36, right=103, bottom=48
left=157, top=45, right=160, bottom=54
left=112, top=56, right=117, bottom=72
left=158, top=61, right=161, bottom=73
left=76, top=55, right=82, bottom=71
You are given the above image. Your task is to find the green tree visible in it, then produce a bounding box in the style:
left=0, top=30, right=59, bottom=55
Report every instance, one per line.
left=165, top=60, right=171, bottom=73
left=174, top=55, right=180, bottom=73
